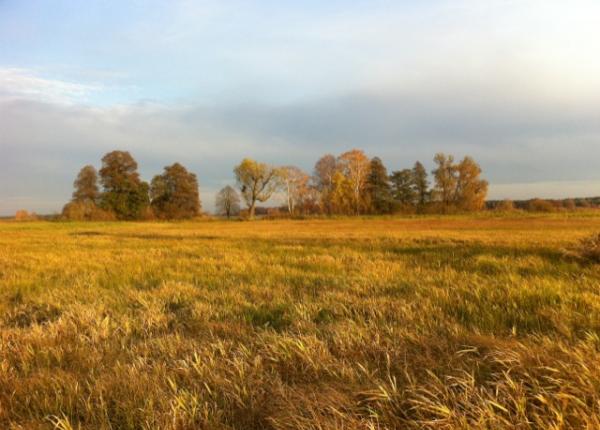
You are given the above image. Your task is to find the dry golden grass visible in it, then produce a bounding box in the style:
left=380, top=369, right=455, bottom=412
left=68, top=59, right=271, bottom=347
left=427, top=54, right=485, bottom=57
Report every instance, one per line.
left=1, top=213, right=600, bottom=429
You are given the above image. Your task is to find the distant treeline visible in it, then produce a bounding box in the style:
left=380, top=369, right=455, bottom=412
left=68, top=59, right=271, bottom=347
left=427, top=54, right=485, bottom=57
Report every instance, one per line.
left=9, top=149, right=596, bottom=221
left=487, top=197, right=600, bottom=212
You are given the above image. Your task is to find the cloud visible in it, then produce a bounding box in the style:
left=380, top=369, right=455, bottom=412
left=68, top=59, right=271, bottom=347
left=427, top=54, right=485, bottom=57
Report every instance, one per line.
left=3, top=0, right=600, bottom=220
left=2, top=64, right=600, bottom=215
left=0, top=68, right=99, bottom=104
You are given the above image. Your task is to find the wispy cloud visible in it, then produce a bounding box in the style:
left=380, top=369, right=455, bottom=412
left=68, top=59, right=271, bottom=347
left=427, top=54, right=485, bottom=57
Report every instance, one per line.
left=0, top=68, right=99, bottom=104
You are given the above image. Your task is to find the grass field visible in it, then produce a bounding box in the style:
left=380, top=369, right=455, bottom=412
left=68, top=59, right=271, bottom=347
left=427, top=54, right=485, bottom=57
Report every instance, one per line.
left=1, top=214, right=600, bottom=429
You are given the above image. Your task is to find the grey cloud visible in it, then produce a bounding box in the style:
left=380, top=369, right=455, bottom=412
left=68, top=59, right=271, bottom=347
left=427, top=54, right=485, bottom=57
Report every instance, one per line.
left=2, top=82, right=600, bottom=215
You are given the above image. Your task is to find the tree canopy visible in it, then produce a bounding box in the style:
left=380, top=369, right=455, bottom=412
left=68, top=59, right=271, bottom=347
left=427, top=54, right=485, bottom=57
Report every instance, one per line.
left=150, top=163, right=201, bottom=219
left=234, top=158, right=281, bottom=219
left=99, top=151, right=150, bottom=220
left=367, top=157, right=393, bottom=214
left=72, top=165, right=100, bottom=203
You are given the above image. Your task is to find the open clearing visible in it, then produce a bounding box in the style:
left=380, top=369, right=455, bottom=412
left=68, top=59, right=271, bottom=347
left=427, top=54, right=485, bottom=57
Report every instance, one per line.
left=1, top=215, right=600, bottom=429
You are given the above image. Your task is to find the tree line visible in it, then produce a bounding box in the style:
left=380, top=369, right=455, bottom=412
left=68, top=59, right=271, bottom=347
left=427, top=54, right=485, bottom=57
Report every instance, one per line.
left=63, top=149, right=489, bottom=220
left=63, top=151, right=200, bottom=221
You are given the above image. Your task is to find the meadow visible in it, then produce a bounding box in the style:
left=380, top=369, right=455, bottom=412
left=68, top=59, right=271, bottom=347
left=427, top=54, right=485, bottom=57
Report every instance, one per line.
left=1, top=214, right=600, bottom=429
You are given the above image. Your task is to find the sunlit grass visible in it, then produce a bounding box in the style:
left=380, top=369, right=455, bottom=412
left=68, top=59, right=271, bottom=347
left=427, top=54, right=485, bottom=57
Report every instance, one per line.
left=1, top=213, right=600, bottom=429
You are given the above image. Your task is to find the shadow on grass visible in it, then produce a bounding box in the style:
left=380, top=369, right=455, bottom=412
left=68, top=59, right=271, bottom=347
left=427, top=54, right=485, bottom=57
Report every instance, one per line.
left=70, top=231, right=104, bottom=237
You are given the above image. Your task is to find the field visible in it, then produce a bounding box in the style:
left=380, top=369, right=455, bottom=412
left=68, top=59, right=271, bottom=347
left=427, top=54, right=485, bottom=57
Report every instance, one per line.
left=1, top=214, right=600, bottom=429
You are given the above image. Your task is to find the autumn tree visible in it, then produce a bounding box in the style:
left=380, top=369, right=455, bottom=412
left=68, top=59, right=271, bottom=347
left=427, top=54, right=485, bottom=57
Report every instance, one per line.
left=432, top=153, right=457, bottom=211
left=99, top=151, right=150, bottom=220
left=150, top=163, right=201, bottom=219
left=234, top=158, right=281, bottom=219
left=280, top=166, right=311, bottom=215
left=367, top=157, right=393, bottom=214
left=72, top=165, right=100, bottom=203
left=432, top=153, right=488, bottom=212
left=455, top=157, right=488, bottom=211
left=390, top=169, right=417, bottom=208
left=62, top=164, right=115, bottom=220
left=215, top=185, right=240, bottom=218
left=313, top=154, right=337, bottom=214
left=330, top=170, right=353, bottom=214
left=337, top=149, right=371, bottom=215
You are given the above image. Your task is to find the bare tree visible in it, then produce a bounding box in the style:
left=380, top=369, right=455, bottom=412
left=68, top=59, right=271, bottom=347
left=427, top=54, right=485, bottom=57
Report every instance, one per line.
left=432, top=153, right=457, bottom=210
left=215, top=185, right=240, bottom=218
left=313, top=154, right=337, bottom=214
left=279, top=166, right=310, bottom=215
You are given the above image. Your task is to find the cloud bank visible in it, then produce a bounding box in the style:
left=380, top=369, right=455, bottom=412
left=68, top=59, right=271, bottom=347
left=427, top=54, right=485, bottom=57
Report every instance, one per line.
left=1, top=1, right=600, bottom=214
left=2, top=66, right=599, bottom=215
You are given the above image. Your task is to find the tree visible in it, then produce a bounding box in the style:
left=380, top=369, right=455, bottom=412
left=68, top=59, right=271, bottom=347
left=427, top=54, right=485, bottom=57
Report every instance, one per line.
left=412, top=161, right=429, bottom=208
left=63, top=164, right=115, bottom=220
left=215, top=185, right=240, bottom=218
left=390, top=169, right=417, bottom=207
left=330, top=170, right=353, bottom=214
left=432, top=153, right=457, bottom=211
left=432, top=154, right=488, bottom=212
left=234, top=158, right=281, bottom=219
left=455, top=157, right=488, bottom=211
left=72, top=165, right=99, bottom=203
left=99, top=151, right=150, bottom=220
left=337, top=149, right=371, bottom=215
left=280, top=166, right=311, bottom=215
left=150, top=163, right=201, bottom=219
left=367, top=157, right=393, bottom=214
left=313, top=154, right=337, bottom=214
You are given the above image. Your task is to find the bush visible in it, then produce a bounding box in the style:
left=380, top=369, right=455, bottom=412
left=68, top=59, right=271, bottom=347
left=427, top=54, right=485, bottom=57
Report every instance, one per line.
left=62, top=201, right=116, bottom=221
left=495, top=199, right=516, bottom=212
left=563, top=199, right=577, bottom=211
left=14, top=210, right=38, bottom=221
left=527, top=198, right=555, bottom=213
left=577, top=233, right=600, bottom=263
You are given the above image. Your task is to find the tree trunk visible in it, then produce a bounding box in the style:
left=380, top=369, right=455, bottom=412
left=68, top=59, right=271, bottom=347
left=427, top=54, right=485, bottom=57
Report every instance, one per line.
left=249, top=201, right=256, bottom=219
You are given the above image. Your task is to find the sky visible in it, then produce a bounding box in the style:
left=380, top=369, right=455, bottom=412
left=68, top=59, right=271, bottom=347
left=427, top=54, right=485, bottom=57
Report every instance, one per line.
left=1, top=0, right=600, bottom=215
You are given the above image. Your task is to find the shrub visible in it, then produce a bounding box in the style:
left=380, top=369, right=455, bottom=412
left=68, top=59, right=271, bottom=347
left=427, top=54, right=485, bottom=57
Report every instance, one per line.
left=577, top=233, right=600, bottom=263
left=527, top=198, right=555, bottom=213
left=563, top=199, right=577, bottom=211
left=495, top=199, right=516, bottom=212
left=62, top=201, right=116, bottom=221
left=14, top=210, right=38, bottom=221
